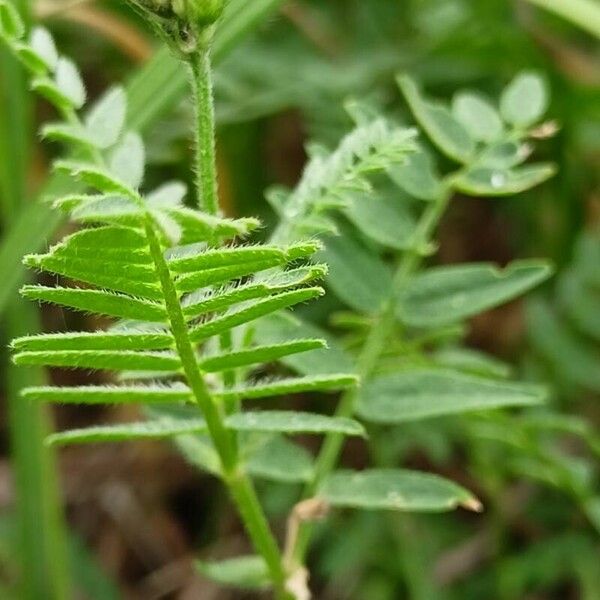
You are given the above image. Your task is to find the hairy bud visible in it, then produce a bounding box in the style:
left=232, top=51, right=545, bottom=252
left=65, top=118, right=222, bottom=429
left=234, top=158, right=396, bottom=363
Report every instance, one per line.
left=127, top=0, right=225, bottom=56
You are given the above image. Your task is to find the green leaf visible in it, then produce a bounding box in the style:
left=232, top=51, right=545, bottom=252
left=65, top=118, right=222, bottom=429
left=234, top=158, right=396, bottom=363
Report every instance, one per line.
left=398, top=260, right=553, bottom=327
left=54, top=160, right=135, bottom=196
left=218, top=374, right=358, bottom=404
left=22, top=384, right=192, bottom=404
left=452, top=164, right=556, bottom=196
left=189, top=288, right=324, bottom=342
left=225, top=411, right=365, bottom=436
left=452, top=91, right=503, bottom=143
left=12, top=331, right=174, bottom=352
left=71, top=195, right=142, bottom=226
left=246, top=436, right=313, bottom=483
left=41, top=122, right=95, bottom=147
left=31, top=76, right=77, bottom=112
left=146, top=181, right=187, bottom=208
left=0, top=0, right=286, bottom=318
left=25, top=251, right=162, bottom=300
left=54, top=57, right=86, bottom=109
left=167, top=208, right=259, bottom=245
left=109, top=132, right=145, bottom=188
left=0, top=0, right=24, bottom=39
left=357, top=369, right=545, bottom=423
left=47, top=418, right=207, bottom=446
left=167, top=244, right=288, bottom=273
left=527, top=299, right=600, bottom=391
left=524, top=0, right=600, bottom=40
left=29, top=27, right=58, bottom=71
left=398, top=74, right=475, bottom=163
left=319, top=469, right=480, bottom=512
left=18, top=283, right=166, bottom=324
left=182, top=266, right=325, bottom=319
left=175, top=259, right=290, bottom=293
left=85, top=86, right=127, bottom=148
left=14, top=42, right=49, bottom=74
left=255, top=313, right=355, bottom=376
left=500, top=71, right=548, bottom=127
left=433, top=347, right=512, bottom=379
left=320, top=231, right=392, bottom=313
left=478, top=141, right=529, bottom=169
left=558, top=270, right=600, bottom=341
left=387, top=148, right=443, bottom=201
left=196, top=556, right=270, bottom=590
left=343, top=187, right=417, bottom=250
left=14, top=350, right=180, bottom=372
left=199, top=339, right=326, bottom=372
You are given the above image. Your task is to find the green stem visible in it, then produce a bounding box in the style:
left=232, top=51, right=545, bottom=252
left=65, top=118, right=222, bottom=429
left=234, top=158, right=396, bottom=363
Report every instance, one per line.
left=190, top=49, right=220, bottom=215
left=292, top=187, right=452, bottom=566
left=143, top=217, right=291, bottom=598
left=167, top=42, right=291, bottom=596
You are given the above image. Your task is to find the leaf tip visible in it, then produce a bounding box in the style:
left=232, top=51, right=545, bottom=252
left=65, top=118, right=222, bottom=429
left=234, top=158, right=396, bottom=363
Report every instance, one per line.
left=461, top=496, right=483, bottom=513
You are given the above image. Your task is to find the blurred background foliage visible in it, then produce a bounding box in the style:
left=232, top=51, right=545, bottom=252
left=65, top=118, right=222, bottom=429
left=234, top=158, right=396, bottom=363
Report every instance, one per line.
left=0, top=0, right=599, bottom=598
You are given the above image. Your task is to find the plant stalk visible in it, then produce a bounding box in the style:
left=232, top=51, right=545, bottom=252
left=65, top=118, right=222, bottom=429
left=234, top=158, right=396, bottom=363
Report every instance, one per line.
left=292, top=186, right=453, bottom=566
left=190, top=48, right=220, bottom=215
left=143, top=215, right=291, bottom=599
left=184, top=45, right=292, bottom=597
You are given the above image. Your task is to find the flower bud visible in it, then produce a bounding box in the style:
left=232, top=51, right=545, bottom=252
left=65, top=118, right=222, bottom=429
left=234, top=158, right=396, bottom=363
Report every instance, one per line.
left=173, top=0, right=224, bottom=28
left=126, top=0, right=225, bottom=55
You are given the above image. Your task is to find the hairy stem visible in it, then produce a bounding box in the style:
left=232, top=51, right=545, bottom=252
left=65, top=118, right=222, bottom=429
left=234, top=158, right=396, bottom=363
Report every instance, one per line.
left=182, top=44, right=291, bottom=597
left=292, top=187, right=452, bottom=566
left=190, top=49, right=220, bottom=215
left=143, top=216, right=291, bottom=598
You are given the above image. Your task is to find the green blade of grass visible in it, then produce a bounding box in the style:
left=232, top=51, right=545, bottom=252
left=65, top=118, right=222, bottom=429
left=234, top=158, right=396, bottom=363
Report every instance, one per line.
left=6, top=300, right=71, bottom=600
left=1, top=0, right=71, bottom=594
left=0, top=0, right=286, bottom=316
left=526, top=0, right=600, bottom=39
